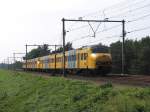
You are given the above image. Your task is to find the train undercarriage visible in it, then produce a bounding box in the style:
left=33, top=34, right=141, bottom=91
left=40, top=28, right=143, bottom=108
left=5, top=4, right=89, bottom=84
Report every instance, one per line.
left=23, top=66, right=111, bottom=76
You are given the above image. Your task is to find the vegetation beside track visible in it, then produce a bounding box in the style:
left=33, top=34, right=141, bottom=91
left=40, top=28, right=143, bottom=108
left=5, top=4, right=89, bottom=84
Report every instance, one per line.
left=0, top=69, right=150, bottom=112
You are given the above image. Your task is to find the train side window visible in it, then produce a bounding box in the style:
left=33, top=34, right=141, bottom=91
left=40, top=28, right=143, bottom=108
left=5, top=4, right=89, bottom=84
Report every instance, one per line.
left=82, top=53, right=84, bottom=60
left=81, top=53, right=84, bottom=60
left=84, top=53, right=88, bottom=60
left=70, top=55, right=72, bottom=61
left=47, top=59, right=49, bottom=63
left=65, top=56, right=68, bottom=62
left=60, top=57, right=63, bottom=62
left=83, top=53, right=85, bottom=60
left=72, top=55, right=74, bottom=61
left=74, top=55, right=76, bottom=61
left=72, top=55, right=75, bottom=61
left=71, top=55, right=73, bottom=61
left=58, top=58, right=60, bottom=62
left=49, top=59, right=51, bottom=63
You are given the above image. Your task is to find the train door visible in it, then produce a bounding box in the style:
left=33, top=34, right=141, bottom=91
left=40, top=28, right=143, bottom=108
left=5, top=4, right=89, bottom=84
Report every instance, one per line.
left=45, top=56, right=49, bottom=69
left=84, top=53, right=88, bottom=69
left=37, top=58, right=40, bottom=69
left=80, top=53, right=84, bottom=68
left=72, top=52, right=75, bottom=69
left=83, top=53, right=87, bottom=68
left=80, top=52, right=88, bottom=69
left=77, top=52, right=80, bottom=68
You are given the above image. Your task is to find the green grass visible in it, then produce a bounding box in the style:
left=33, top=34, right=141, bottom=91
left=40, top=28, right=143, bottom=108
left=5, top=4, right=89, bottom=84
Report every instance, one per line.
left=0, top=69, right=150, bottom=112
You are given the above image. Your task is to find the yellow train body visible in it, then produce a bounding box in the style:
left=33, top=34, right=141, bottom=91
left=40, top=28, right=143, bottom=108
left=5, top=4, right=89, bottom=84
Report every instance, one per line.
left=23, top=47, right=112, bottom=74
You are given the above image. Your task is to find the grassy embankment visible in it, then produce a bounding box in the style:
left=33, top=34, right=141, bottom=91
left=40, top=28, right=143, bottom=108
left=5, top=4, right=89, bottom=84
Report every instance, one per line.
left=0, top=69, right=150, bottom=112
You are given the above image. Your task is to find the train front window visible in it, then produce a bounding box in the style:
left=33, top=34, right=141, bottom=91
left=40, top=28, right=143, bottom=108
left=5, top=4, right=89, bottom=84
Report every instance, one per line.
left=92, top=46, right=109, bottom=53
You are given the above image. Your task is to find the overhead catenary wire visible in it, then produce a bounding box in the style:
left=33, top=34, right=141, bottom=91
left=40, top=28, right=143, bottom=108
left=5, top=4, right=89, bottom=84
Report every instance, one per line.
left=69, top=12, right=150, bottom=43
left=108, top=3, right=150, bottom=19
left=81, top=34, right=121, bottom=47
left=67, top=2, right=150, bottom=33
left=96, top=24, right=121, bottom=33
left=67, top=0, right=147, bottom=32
left=69, top=23, right=121, bottom=42
left=81, top=0, right=148, bottom=19
left=127, top=13, right=150, bottom=23
left=128, top=26, right=150, bottom=34
left=68, top=24, right=89, bottom=32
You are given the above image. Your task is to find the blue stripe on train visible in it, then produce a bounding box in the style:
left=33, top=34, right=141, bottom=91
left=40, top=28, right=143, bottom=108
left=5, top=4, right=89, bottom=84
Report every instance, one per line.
left=43, top=56, right=49, bottom=69
left=68, top=50, right=76, bottom=69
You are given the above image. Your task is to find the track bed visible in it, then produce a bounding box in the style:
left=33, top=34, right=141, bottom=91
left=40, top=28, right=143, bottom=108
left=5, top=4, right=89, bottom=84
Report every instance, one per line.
left=23, top=71, right=150, bottom=87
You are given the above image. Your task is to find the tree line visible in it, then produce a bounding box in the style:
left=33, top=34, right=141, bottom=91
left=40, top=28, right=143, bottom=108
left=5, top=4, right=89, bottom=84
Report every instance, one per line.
left=24, top=42, right=73, bottom=59
left=110, top=36, right=150, bottom=75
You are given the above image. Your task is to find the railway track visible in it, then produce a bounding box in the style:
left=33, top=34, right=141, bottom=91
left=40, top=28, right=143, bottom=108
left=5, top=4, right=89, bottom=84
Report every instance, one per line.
left=67, top=74, right=150, bottom=87
left=19, top=70, right=150, bottom=87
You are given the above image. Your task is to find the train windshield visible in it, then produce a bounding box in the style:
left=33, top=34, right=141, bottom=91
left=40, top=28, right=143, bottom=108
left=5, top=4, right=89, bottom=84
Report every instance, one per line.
left=92, top=46, right=109, bottom=53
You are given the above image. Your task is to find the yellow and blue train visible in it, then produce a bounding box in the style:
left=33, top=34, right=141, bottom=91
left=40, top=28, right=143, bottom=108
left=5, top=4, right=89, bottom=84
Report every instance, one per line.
left=22, top=47, right=112, bottom=75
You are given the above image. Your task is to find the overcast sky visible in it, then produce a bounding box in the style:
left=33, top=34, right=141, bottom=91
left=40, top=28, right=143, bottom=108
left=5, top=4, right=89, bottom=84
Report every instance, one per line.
left=0, top=0, right=149, bottom=63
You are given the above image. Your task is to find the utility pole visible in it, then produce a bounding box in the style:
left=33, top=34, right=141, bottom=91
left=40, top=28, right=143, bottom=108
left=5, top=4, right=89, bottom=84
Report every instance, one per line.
left=62, top=18, right=126, bottom=76
left=62, top=18, right=66, bottom=77
left=122, top=20, right=126, bottom=75
left=7, top=57, right=9, bottom=70
left=26, top=44, right=27, bottom=71
left=54, top=45, right=57, bottom=75
left=13, top=53, right=15, bottom=70
left=3, top=59, right=6, bottom=69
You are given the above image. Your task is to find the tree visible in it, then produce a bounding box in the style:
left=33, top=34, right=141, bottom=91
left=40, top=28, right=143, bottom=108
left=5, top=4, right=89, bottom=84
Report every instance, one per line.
left=110, top=36, right=150, bottom=75
left=124, top=39, right=136, bottom=74
left=25, top=44, right=51, bottom=59
left=129, top=39, right=141, bottom=74
left=54, top=42, right=74, bottom=53
left=138, top=36, right=150, bottom=75
left=110, top=41, right=122, bottom=73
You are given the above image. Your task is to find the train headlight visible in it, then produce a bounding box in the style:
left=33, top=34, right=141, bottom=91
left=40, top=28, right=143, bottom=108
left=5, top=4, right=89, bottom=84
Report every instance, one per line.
left=91, top=53, right=96, bottom=58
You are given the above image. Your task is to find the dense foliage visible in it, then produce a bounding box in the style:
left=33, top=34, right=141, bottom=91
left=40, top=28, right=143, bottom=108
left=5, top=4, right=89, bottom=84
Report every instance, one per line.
left=0, top=69, right=150, bottom=112
left=25, top=44, right=51, bottom=59
left=110, top=36, right=150, bottom=75
left=25, top=42, right=73, bottom=59
left=0, top=61, right=22, bottom=70
left=52, top=42, right=74, bottom=53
